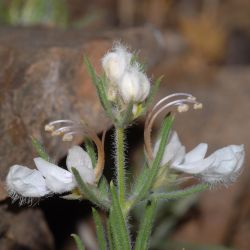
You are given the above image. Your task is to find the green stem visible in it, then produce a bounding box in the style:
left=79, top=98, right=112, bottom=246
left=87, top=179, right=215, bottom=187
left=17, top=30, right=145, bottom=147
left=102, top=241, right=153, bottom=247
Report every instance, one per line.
left=115, top=127, right=126, bottom=208
left=150, top=183, right=209, bottom=201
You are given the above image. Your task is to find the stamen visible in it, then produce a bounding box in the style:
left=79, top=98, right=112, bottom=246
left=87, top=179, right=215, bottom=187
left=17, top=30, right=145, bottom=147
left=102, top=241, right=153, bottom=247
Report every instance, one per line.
left=177, top=104, right=189, bottom=113
left=145, top=93, right=196, bottom=128
left=61, top=131, right=81, bottom=141
left=144, top=95, right=202, bottom=161
left=62, top=134, right=74, bottom=142
left=52, top=125, right=83, bottom=134
left=44, top=124, right=54, bottom=132
left=51, top=130, right=62, bottom=136
left=194, top=103, right=203, bottom=110
left=48, top=119, right=76, bottom=126
left=152, top=93, right=194, bottom=113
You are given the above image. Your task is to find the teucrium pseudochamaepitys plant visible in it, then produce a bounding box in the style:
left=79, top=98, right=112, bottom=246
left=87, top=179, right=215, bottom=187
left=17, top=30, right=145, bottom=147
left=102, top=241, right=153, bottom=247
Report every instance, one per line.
left=5, top=43, right=245, bottom=249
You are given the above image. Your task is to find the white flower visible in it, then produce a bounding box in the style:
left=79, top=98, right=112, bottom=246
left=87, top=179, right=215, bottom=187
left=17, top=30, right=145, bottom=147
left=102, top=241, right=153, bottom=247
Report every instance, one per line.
left=172, top=143, right=245, bottom=180
left=154, top=131, right=245, bottom=184
left=6, top=146, right=95, bottom=200
left=66, top=146, right=95, bottom=184
left=34, top=158, right=76, bottom=193
left=6, top=165, right=50, bottom=198
left=119, top=68, right=150, bottom=104
left=102, top=44, right=132, bottom=83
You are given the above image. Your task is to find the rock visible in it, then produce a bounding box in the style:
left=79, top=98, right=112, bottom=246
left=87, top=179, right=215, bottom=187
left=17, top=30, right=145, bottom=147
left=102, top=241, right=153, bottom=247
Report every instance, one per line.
left=0, top=26, right=164, bottom=249
left=0, top=207, right=54, bottom=250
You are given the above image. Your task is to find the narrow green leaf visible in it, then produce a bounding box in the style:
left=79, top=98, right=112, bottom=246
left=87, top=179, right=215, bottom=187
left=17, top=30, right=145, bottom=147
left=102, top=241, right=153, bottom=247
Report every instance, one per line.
left=135, top=199, right=157, bottom=250
left=144, top=75, right=163, bottom=111
left=72, top=168, right=110, bottom=209
left=109, top=212, right=120, bottom=250
left=107, top=218, right=115, bottom=250
left=133, top=115, right=174, bottom=204
left=99, top=176, right=110, bottom=199
left=92, top=208, right=107, bottom=250
left=83, top=55, right=116, bottom=122
left=109, top=182, right=131, bottom=250
left=85, top=138, right=97, bottom=167
left=71, top=234, right=85, bottom=250
left=84, top=55, right=99, bottom=86
left=150, top=183, right=209, bottom=201
left=130, top=166, right=150, bottom=198
left=31, top=137, right=50, bottom=161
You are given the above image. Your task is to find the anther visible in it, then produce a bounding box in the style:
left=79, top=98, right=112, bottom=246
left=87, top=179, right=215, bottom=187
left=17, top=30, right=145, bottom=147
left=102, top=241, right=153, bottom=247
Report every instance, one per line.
left=193, top=103, right=203, bottom=110
left=51, top=130, right=62, bottom=136
left=187, top=96, right=197, bottom=101
left=44, top=124, right=54, bottom=132
left=177, top=104, right=189, bottom=113
left=62, top=134, right=73, bottom=142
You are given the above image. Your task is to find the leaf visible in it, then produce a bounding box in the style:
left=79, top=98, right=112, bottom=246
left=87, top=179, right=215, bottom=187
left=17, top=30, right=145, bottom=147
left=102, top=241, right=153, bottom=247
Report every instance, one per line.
left=92, top=208, right=107, bottom=250
left=109, top=182, right=131, bottom=250
left=84, top=55, right=116, bottom=122
left=135, top=199, right=157, bottom=250
left=107, top=218, right=115, bottom=250
left=84, top=55, right=99, bottom=86
left=71, top=234, right=85, bottom=250
left=150, top=183, right=209, bottom=201
left=72, top=168, right=110, bottom=209
left=130, top=165, right=150, bottom=199
left=133, top=115, right=174, bottom=204
left=84, top=138, right=97, bottom=167
left=98, top=176, right=110, bottom=199
left=31, top=137, right=50, bottom=161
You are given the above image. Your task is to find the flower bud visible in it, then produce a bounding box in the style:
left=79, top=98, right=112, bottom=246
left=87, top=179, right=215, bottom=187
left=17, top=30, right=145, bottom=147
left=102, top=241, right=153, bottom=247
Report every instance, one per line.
left=102, top=45, right=132, bottom=83
left=119, top=69, right=150, bottom=104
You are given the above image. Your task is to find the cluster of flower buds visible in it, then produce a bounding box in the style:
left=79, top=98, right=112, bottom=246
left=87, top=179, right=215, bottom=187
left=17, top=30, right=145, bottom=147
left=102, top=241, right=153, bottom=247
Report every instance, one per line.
left=102, top=43, right=150, bottom=105
left=6, top=146, right=95, bottom=204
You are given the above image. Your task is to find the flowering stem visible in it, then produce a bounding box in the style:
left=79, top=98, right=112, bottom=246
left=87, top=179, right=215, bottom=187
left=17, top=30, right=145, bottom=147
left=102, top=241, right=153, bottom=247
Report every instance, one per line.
left=115, top=127, right=126, bottom=208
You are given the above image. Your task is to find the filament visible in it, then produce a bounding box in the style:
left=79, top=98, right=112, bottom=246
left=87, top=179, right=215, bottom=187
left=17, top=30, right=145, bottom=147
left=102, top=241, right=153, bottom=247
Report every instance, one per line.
left=144, top=94, right=202, bottom=161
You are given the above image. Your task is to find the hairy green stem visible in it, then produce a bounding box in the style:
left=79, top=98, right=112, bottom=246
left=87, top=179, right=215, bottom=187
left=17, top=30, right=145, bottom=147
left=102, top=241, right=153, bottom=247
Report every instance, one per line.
left=115, top=127, right=126, bottom=208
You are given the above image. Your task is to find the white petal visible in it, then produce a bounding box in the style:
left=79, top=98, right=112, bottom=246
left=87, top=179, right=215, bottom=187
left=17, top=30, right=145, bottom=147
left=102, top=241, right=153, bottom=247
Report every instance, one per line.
left=77, top=167, right=95, bottom=184
left=6, top=165, right=49, bottom=197
left=138, top=72, right=150, bottom=102
left=172, top=145, right=186, bottom=166
left=204, top=145, right=244, bottom=175
left=228, top=145, right=245, bottom=171
left=154, top=131, right=186, bottom=166
left=102, top=45, right=132, bottom=83
left=172, top=155, right=215, bottom=174
left=184, top=143, right=208, bottom=163
left=119, top=69, right=141, bottom=104
left=66, top=146, right=95, bottom=184
left=198, top=144, right=245, bottom=184
left=34, top=157, right=76, bottom=193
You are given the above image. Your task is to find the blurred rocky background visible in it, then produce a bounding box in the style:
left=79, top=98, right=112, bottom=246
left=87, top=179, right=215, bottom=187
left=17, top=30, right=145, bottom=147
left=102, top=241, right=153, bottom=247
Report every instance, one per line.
left=0, top=0, right=249, bottom=249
